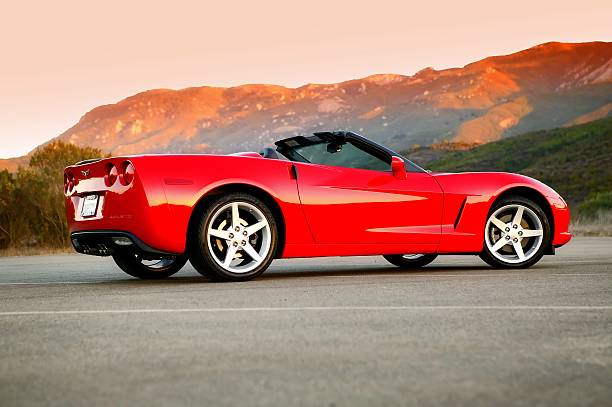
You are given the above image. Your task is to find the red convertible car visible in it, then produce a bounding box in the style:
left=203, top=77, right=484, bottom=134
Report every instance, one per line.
left=64, top=131, right=571, bottom=281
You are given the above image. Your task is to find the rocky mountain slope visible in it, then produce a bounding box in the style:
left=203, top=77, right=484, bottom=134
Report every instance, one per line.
left=3, top=41, right=611, bottom=169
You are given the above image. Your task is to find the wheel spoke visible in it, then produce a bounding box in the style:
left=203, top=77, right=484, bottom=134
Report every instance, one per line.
left=490, top=238, right=509, bottom=253
left=208, top=228, right=230, bottom=240
left=513, top=241, right=526, bottom=261
left=402, top=254, right=424, bottom=260
left=521, top=229, right=543, bottom=237
left=245, top=221, right=267, bottom=236
left=512, top=206, right=524, bottom=226
left=223, top=245, right=238, bottom=267
left=242, top=243, right=262, bottom=263
left=231, top=203, right=240, bottom=228
left=490, top=216, right=506, bottom=231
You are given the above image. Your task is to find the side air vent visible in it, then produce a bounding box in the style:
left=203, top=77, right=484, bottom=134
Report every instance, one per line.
left=454, top=198, right=467, bottom=229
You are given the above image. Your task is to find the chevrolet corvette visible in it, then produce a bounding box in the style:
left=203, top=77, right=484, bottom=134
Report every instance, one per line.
left=64, top=131, right=571, bottom=281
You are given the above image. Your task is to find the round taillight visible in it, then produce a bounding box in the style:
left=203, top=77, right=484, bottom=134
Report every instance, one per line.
left=119, top=161, right=135, bottom=186
left=104, top=164, right=118, bottom=187
left=65, top=171, right=75, bottom=193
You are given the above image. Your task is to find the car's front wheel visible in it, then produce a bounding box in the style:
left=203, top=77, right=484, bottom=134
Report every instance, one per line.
left=188, top=193, right=278, bottom=282
left=383, top=254, right=438, bottom=268
left=479, top=196, right=550, bottom=268
left=112, top=252, right=187, bottom=279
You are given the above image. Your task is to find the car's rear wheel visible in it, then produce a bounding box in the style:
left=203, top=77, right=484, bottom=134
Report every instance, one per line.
left=383, top=254, right=438, bottom=268
left=112, top=252, right=187, bottom=279
left=479, top=196, right=550, bottom=268
left=188, top=193, right=278, bottom=282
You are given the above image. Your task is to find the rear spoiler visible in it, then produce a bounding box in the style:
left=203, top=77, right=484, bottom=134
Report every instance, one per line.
left=74, top=158, right=104, bottom=166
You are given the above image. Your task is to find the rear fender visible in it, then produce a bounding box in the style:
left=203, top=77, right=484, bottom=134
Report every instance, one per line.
left=155, top=155, right=314, bottom=254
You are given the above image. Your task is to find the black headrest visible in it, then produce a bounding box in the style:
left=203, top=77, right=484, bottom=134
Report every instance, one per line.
left=259, top=147, right=279, bottom=159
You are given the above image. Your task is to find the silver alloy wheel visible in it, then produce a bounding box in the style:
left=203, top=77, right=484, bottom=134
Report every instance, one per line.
left=485, top=204, right=544, bottom=264
left=401, top=254, right=424, bottom=260
left=140, top=258, right=176, bottom=269
left=206, top=201, right=272, bottom=274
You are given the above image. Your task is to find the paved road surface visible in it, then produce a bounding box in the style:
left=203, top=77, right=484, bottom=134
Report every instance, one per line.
left=1, top=237, right=611, bottom=406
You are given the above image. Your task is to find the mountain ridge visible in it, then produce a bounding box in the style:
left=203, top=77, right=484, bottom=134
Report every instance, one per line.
left=2, top=41, right=611, bottom=170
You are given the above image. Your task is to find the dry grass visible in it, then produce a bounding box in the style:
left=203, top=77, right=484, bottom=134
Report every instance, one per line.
left=570, top=211, right=612, bottom=237
left=0, top=246, right=73, bottom=258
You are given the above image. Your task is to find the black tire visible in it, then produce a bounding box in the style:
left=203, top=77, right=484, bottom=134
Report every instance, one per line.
left=383, top=254, right=438, bottom=268
left=188, top=192, right=278, bottom=282
left=112, top=252, right=187, bottom=279
left=479, top=195, right=551, bottom=269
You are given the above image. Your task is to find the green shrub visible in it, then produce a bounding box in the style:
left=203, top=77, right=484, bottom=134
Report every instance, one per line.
left=0, top=142, right=104, bottom=250
left=576, top=191, right=612, bottom=218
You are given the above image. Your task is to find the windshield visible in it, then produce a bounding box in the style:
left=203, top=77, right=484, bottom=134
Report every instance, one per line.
left=275, top=133, right=426, bottom=173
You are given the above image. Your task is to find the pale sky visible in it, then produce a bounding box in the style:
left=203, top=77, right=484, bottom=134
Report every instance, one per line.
left=1, top=0, right=611, bottom=158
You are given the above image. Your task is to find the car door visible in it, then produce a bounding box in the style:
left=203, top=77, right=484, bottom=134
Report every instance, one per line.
left=284, top=135, right=443, bottom=245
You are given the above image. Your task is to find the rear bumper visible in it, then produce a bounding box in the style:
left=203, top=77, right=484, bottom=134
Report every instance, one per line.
left=65, top=157, right=185, bottom=254
left=70, top=230, right=178, bottom=257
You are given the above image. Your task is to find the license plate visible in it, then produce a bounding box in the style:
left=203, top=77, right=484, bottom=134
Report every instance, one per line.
left=81, top=195, right=99, bottom=217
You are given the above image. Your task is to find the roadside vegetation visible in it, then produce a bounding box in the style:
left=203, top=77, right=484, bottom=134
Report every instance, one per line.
left=0, top=142, right=104, bottom=254
left=411, top=117, right=612, bottom=235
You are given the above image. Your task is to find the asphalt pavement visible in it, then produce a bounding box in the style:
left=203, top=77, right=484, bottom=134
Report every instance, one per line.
left=0, top=237, right=611, bottom=406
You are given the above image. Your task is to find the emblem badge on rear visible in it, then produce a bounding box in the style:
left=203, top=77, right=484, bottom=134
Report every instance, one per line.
left=81, top=170, right=90, bottom=177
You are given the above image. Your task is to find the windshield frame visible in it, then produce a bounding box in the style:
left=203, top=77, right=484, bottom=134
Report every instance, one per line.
left=275, top=131, right=426, bottom=173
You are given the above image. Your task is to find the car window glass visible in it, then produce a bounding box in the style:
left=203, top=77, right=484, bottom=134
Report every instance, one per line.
left=293, top=140, right=390, bottom=171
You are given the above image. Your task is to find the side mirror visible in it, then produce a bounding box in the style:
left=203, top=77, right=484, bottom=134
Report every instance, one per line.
left=391, top=156, right=407, bottom=180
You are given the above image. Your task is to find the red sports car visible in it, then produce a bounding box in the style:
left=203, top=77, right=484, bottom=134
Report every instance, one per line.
left=64, top=131, right=571, bottom=281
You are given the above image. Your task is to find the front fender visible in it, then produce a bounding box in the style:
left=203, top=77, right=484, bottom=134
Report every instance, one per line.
left=434, top=172, right=570, bottom=253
